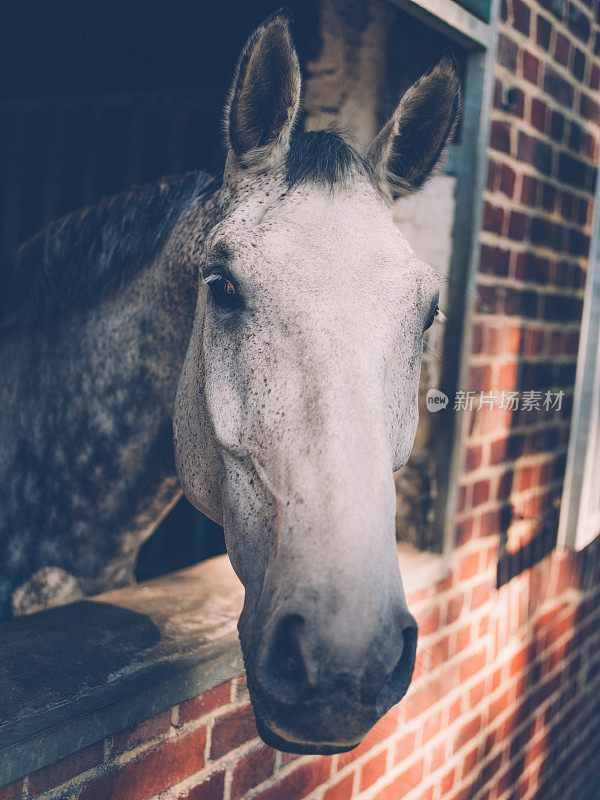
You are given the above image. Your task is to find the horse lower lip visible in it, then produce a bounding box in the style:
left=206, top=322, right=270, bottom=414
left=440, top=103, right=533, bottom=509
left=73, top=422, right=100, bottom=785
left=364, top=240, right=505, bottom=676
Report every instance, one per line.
left=249, top=684, right=370, bottom=754
left=254, top=711, right=360, bottom=755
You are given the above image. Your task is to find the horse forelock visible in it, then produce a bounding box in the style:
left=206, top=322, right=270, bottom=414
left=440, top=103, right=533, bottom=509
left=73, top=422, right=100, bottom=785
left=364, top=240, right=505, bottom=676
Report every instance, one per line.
left=285, top=130, right=373, bottom=189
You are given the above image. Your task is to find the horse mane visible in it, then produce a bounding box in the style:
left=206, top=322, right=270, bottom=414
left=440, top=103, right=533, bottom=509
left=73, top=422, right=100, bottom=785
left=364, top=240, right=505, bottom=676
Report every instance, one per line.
left=0, top=171, right=217, bottom=331
left=1, top=131, right=368, bottom=332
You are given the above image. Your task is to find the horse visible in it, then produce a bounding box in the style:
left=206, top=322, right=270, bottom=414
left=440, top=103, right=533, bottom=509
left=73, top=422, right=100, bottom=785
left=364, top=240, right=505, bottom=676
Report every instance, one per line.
left=0, top=12, right=460, bottom=753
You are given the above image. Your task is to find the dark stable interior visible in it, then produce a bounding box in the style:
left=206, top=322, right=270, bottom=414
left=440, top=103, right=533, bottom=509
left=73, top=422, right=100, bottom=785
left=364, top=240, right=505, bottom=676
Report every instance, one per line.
left=0, top=0, right=461, bottom=579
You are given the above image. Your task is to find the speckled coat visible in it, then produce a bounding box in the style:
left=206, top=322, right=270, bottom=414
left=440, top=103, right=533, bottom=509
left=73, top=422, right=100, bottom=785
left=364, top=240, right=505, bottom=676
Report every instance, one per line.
left=0, top=182, right=222, bottom=617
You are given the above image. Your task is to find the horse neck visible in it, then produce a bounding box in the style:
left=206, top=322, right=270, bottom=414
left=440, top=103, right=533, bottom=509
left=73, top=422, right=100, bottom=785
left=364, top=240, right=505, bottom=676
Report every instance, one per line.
left=87, top=192, right=219, bottom=416
left=7, top=188, right=219, bottom=423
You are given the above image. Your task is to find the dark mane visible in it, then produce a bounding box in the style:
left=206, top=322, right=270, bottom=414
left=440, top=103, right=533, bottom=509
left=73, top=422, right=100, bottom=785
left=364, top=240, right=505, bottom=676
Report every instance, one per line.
left=1, top=132, right=365, bottom=332
left=0, top=171, right=217, bottom=331
left=285, top=130, right=372, bottom=188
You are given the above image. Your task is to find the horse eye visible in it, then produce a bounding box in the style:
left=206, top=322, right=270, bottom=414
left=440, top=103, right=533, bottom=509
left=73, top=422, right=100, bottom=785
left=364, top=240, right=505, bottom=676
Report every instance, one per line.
left=424, top=304, right=439, bottom=332
left=204, top=274, right=239, bottom=309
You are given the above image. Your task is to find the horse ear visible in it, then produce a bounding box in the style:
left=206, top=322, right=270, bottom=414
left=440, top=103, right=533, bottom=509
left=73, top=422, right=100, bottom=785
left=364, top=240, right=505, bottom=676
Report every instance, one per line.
left=366, top=56, right=461, bottom=199
left=225, top=11, right=302, bottom=172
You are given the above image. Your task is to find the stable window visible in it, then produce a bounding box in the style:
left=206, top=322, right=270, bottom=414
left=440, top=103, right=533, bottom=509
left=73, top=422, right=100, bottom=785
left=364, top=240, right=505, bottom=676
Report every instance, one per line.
left=558, top=189, right=600, bottom=551
left=381, top=0, right=500, bottom=570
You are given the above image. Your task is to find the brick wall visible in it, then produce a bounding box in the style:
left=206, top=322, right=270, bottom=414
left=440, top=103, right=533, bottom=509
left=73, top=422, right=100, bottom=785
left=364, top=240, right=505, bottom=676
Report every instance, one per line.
left=3, top=0, right=600, bottom=798
left=475, top=0, right=599, bottom=569
left=2, top=540, right=599, bottom=800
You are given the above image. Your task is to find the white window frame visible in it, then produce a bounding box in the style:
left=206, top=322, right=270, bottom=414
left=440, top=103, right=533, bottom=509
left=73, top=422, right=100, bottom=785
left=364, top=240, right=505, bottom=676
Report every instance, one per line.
left=558, top=188, right=600, bottom=551
left=388, top=0, right=502, bottom=565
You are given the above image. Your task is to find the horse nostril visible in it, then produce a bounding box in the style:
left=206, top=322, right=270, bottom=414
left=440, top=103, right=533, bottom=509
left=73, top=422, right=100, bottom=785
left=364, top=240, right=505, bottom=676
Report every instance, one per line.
left=258, top=614, right=308, bottom=705
left=374, top=618, right=418, bottom=715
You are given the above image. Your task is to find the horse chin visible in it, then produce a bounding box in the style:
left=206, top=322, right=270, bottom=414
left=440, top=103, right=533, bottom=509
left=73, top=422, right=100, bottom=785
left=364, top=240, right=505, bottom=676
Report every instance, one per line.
left=246, top=675, right=368, bottom=755
left=253, top=710, right=360, bottom=756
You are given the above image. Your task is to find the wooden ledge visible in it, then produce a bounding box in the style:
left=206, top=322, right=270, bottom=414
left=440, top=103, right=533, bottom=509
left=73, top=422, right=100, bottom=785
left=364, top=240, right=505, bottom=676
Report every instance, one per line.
left=0, top=544, right=445, bottom=786
left=0, top=556, right=244, bottom=786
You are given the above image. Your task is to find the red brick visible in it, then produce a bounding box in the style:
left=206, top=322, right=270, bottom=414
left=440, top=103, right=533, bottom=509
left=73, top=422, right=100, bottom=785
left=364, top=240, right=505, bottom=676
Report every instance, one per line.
left=415, top=605, right=440, bottom=636
left=28, top=741, right=104, bottom=796
left=490, top=689, right=510, bottom=720
left=231, top=747, right=276, bottom=799
left=510, top=646, right=530, bottom=677
left=446, top=593, right=464, bottom=625
left=252, top=759, right=331, bottom=800
left=428, top=635, right=450, bottom=670
left=181, top=771, right=226, bottom=800
left=457, top=624, right=471, bottom=651
left=395, top=730, right=417, bottom=764
left=460, top=551, right=480, bottom=580
left=498, top=34, right=518, bottom=69
left=441, top=767, right=456, bottom=794
left=110, top=710, right=172, bottom=754
left=471, top=581, right=492, bottom=610
left=422, top=710, right=442, bottom=743
left=450, top=787, right=473, bottom=800
left=179, top=683, right=231, bottom=724
left=580, top=93, right=600, bottom=123
left=337, top=706, right=399, bottom=767
left=78, top=726, right=206, bottom=800
left=454, top=713, right=482, bottom=751
left=281, top=751, right=302, bottom=766
left=500, top=164, right=517, bottom=197
left=323, top=773, right=354, bottom=800
left=531, top=98, right=547, bottom=132
left=360, top=749, right=388, bottom=791
left=521, top=174, right=538, bottom=204
left=483, top=201, right=504, bottom=234
left=522, top=51, right=540, bottom=84
left=481, top=509, right=501, bottom=537
left=550, top=109, right=565, bottom=141
left=470, top=678, right=486, bottom=708
left=469, top=365, right=493, bottom=392
left=210, top=705, right=258, bottom=759
left=481, top=753, right=503, bottom=786
left=498, top=361, right=518, bottom=386
left=480, top=246, right=511, bottom=278
left=490, top=122, right=511, bottom=154
left=502, top=708, right=520, bottom=739
left=508, top=211, right=527, bottom=240
left=462, top=746, right=479, bottom=779
left=0, top=781, right=22, bottom=800
left=461, top=649, right=487, bottom=682
left=554, top=32, right=571, bottom=65
left=486, top=160, right=497, bottom=191
left=448, top=697, right=462, bottom=725
left=512, top=0, right=530, bottom=34
left=465, top=445, right=482, bottom=472
left=456, top=519, right=475, bottom=546
left=537, top=14, right=551, bottom=49
left=472, top=480, right=490, bottom=507
left=430, top=741, right=446, bottom=771
left=372, top=759, right=424, bottom=800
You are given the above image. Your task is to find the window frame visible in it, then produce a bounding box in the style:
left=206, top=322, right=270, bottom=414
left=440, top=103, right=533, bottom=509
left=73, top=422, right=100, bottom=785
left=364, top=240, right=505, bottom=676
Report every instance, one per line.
left=558, top=185, right=600, bottom=551
left=388, top=0, right=502, bottom=565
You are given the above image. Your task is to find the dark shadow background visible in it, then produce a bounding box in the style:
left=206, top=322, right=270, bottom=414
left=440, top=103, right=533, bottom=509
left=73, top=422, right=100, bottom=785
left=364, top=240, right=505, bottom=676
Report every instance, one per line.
left=0, top=0, right=320, bottom=579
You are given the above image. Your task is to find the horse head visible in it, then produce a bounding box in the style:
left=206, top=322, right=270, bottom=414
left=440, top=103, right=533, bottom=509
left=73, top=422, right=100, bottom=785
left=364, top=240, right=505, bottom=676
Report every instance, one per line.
left=174, top=12, right=460, bottom=754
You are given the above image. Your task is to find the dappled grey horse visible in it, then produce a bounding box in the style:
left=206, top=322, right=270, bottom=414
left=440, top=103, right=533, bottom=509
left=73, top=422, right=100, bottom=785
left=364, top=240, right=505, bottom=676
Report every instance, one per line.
left=0, top=14, right=459, bottom=752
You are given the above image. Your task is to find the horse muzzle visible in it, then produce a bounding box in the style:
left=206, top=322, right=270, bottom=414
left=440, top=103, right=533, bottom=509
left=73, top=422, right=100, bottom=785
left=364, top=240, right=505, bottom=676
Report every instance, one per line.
left=241, top=603, right=418, bottom=754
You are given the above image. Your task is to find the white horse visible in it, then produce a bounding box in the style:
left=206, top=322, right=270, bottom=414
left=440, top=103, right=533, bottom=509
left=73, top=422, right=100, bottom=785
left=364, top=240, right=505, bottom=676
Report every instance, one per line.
left=0, top=12, right=459, bottom=753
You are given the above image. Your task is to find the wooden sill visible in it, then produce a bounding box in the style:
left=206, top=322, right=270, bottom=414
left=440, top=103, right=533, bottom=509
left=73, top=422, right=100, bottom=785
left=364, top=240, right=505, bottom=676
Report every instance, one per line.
left=0, top=543, right=445, bottom=785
